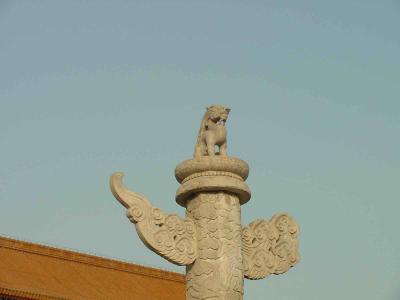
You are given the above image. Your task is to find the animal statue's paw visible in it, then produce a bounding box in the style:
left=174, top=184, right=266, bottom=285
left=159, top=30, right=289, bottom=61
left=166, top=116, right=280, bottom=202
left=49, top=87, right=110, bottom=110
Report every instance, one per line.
left=110, top=172, right=197, bottom=266
left=242, top=213, right=300, bottom=280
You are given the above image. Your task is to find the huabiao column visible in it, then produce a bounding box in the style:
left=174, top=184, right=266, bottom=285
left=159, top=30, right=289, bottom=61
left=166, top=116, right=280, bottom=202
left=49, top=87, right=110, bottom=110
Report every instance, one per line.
left=110, top=105, right=300, bottom=300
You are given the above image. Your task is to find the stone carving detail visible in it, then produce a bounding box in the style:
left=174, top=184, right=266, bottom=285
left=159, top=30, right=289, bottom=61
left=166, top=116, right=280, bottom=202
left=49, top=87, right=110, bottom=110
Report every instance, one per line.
left=186, top=192, right=243, bottom=300
left=110, top=105, right=301, bottom=300
left=110, top=172, right=197, bottom=266
left=242, top=214, right=300, bottom=280
left=194, top=105, right=230, bottom=158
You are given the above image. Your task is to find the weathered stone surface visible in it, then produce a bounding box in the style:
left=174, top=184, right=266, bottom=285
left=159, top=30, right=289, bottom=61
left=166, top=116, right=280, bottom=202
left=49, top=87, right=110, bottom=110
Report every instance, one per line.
left=242, top=214, right=300, bottom=280
left=110, top=172, right=197, bottom=266
left=110, top=105, right=300, bottom=300
left=186, top=192, right=243, bottom=300
left=175, top=156, right=251, bottom=207
left=194, top=105, right=230, bottom=158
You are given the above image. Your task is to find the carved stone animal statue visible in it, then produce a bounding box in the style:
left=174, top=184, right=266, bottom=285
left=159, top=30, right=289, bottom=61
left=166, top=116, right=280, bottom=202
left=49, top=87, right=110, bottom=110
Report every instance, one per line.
left=194, top=105, right=230, bottom=158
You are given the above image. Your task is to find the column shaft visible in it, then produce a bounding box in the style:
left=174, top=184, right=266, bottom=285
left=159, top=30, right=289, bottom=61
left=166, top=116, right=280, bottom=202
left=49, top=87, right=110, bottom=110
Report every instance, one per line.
left=185, top=192, right=243, bottom=300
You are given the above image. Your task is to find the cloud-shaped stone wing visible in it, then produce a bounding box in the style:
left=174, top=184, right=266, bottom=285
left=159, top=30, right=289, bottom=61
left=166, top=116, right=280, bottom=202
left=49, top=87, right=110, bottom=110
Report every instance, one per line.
left=110, top=172, right=197, bottom=266
left=242, top=214, right=300, bottom=280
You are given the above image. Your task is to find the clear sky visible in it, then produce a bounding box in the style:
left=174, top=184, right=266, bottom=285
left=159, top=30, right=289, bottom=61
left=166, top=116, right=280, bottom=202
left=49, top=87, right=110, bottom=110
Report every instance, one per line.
left=1, top=1, right=399, bottom=299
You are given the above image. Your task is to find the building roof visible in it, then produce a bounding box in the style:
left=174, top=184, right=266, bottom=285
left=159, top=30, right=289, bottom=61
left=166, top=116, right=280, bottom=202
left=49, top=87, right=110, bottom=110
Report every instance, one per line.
left=0, top=236, right=185, bottom=300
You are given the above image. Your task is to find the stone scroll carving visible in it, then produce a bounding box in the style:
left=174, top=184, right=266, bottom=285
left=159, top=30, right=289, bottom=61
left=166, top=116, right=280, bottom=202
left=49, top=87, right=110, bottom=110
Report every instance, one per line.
left=242, top=214, right=300, bottom=280
left=110, top=172, right=197, bottom=266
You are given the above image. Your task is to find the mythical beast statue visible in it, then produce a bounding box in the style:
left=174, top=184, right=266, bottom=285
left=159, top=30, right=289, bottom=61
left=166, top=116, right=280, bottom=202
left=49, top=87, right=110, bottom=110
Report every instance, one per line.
left=194, top=105, right=230, bottom=158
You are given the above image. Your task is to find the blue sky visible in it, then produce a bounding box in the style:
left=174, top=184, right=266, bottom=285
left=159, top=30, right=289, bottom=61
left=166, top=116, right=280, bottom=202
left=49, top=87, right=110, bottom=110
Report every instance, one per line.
left=0, top=1, right=399, bottom=299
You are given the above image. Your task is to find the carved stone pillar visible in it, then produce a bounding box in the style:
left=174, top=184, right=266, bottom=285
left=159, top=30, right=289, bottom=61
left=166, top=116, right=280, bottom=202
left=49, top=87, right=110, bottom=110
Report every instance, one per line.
left=175, top=157, right=250, bottom=300
left=185, top=192, right=243, bottom=300
left=110, top=105, right=300, bottom=300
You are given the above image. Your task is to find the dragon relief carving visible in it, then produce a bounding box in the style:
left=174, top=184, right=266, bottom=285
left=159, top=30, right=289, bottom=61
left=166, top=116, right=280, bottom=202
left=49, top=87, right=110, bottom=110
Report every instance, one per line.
left=110, top=172, right=197, bottom=266
left=194, top=105, right=230, bottom=158
left=242, top=214, right=300, bottom=280
left=185, top=192, right=243, bottom=300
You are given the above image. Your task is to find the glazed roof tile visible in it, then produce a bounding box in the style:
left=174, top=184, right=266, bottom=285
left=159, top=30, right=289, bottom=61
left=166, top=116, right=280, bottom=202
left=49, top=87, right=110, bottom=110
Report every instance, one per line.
left=0, top=236, right=185, bottom=300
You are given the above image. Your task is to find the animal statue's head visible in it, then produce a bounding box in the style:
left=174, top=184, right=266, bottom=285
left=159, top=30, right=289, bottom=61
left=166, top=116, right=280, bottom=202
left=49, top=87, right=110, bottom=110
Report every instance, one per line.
left=205, top=105, right=231, bottom=125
